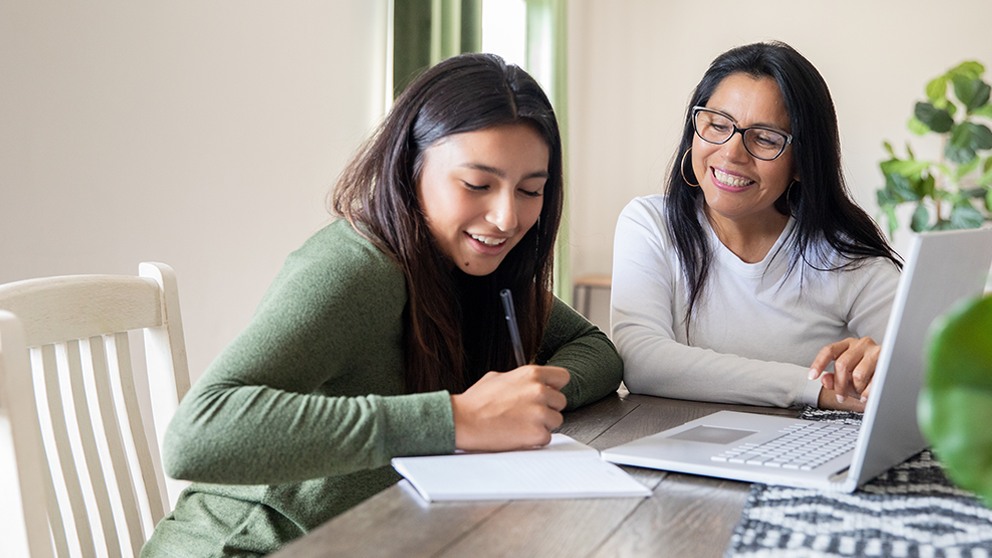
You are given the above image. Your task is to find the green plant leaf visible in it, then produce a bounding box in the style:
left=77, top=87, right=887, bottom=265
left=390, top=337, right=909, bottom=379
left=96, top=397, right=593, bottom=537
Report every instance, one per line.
left=980, top=166, right=992, bottom=187
left=986, top=187, right=992, bottom=211
left=969, top=81, right=991, bottom=112
left=974, top=105, right=992, bottom=119
left=880, top=204, right=898, bottom=239
left=946, top=122, right=986, bottom=164
left=947, top=61, right=985, bottom=80
left=920, top=174, right=936, bottom=199
left=952, top=76, right=974, bottom=106
left=883, top=141, right=895, bottom=157
left=908, top=116, right=929, bottom=136
left=877, top=186, right=899, bottom=206
left=916, top=102, right=954, bottom=133
left=949, top=123, right=970, bottom=148
left=946, top=101, right=959, bottom=118
left=886, top=172, right=919, bottom=201
left=946, top=144, right=977, bottom=165
left=949, top=203, right=985, bottom=228
left=911, top=204, right=930, bottom=231
left=953, top=77, right=991, bottom=112
left=924, top=294, right=992, bottom=390
left=985, top=157, right=992, bottom=173
left=880, top=158, right=929, bottom=177
left=918, top=294, right=992, bottom=504
left=879, top=158, right=899, bottom=175
left=927, top=75, right=948, bottom=103
left=956, top=156, right=981, bottom=180
left=920, top=387, right=992, bottom=502
left=972, top=123, right=992, bottom=150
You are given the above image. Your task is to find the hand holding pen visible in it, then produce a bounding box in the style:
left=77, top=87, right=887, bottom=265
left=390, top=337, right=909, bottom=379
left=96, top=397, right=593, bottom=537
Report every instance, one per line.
left=500, top=289, right=527, bottom=368
left=446, top=288, right=571, bottom=451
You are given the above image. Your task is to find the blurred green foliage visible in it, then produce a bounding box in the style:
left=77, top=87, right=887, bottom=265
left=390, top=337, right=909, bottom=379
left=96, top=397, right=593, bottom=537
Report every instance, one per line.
left=878, top=62, right=992, bottom=237
left=918, top=295, right=992, bottom=506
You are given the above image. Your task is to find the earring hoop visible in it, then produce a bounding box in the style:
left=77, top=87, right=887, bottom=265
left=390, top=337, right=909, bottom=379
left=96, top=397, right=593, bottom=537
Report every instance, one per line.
left=680, top=149, right=699, bottom=187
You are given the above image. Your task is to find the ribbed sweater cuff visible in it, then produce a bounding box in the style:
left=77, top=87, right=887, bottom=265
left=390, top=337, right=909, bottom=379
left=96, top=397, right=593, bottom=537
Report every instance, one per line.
left=381, top=391, right=456, bottom=457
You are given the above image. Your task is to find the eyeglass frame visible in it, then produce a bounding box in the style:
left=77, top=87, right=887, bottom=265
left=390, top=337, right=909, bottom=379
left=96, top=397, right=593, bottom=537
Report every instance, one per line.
left=690, top=106, right=793, bottom=161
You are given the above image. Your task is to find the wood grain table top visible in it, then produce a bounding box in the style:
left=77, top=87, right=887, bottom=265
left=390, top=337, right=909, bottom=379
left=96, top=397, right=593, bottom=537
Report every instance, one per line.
left=271, top=390, right=799, bottom=558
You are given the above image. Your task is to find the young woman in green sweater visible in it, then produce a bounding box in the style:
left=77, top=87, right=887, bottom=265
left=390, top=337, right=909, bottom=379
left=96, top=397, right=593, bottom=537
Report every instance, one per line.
left=142, top=53, right=623, bottom=557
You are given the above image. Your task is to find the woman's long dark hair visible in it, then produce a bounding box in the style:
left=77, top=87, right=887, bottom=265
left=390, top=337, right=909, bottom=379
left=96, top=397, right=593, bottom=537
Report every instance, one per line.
left=331, top=53, right=563, bottom=394
left=666, top=41, right=901, bottom=333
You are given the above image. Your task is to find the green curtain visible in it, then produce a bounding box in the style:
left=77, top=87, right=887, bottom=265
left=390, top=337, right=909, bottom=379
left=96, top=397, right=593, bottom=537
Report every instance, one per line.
left=525, top=0, right=569, bottom=303
left=391, top=0, right=570, bottom=302
left=393, top=0, right=482, bottom=98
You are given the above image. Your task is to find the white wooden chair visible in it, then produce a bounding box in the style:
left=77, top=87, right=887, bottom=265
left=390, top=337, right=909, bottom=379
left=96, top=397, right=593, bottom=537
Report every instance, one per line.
left=0, top=262, right=191, bottom=558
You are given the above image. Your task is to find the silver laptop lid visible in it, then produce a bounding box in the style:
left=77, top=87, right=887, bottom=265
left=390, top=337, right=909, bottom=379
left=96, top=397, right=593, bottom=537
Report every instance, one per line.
left=846, top=227, right=992, bottom=486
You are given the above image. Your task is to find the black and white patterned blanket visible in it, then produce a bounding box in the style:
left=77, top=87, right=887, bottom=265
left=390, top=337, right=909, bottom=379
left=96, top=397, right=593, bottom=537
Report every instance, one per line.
left=725, top=408, right=992, bottom=557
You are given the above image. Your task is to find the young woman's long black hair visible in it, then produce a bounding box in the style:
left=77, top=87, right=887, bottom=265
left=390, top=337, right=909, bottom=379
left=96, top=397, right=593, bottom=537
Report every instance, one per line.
left=666, top=41, right=901, bottom=333
left=332, top=53, right=563, bottom=394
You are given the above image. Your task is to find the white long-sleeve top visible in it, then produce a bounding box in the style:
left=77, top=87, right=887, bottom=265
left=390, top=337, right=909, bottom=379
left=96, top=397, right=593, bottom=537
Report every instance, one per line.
left=611, top=195, right=901, bottom=408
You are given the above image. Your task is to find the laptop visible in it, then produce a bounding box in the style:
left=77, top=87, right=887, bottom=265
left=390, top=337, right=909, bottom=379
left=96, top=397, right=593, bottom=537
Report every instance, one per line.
left=602, top=228, right=992, bottom=492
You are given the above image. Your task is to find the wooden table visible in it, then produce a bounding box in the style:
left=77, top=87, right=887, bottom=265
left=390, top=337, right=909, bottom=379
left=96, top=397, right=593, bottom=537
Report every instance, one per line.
left=271, top=390, right=799, bottom=558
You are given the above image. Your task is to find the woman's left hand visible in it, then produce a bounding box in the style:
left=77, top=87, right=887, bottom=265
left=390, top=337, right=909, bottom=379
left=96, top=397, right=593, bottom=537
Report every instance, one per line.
left=808, top=337, right=881, bottom=405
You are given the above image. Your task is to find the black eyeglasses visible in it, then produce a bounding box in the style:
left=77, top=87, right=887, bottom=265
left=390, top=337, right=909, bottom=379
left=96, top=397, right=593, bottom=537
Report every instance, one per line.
left=691, top=106, right=793, bottom=161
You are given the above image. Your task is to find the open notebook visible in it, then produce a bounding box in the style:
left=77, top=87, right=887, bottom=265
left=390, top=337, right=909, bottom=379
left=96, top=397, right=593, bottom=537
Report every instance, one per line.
left=602, top=228, right=992, bottom=492
left=391, top=433, right=650, bottom=501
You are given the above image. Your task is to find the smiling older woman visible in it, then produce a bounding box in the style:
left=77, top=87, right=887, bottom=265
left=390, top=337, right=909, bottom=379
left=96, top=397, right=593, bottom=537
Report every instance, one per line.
left=611, top=41, right=902, bottom=412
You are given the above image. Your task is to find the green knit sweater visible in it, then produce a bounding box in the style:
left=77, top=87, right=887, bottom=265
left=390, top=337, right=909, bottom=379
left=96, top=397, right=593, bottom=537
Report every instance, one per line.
left=142, top=219, right=623, bottom=557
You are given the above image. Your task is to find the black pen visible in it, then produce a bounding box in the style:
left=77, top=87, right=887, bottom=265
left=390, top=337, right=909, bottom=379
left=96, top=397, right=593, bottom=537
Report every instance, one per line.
left=499, top=289, right=527, bottom=368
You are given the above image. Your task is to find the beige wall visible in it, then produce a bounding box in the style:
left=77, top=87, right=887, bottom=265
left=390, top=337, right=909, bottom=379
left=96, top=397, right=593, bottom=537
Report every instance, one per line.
left=566, top=0, right=992, bottom=279
left=3, top=1, right=991, bottom=382
left=1, top=1, right=388, bottom=382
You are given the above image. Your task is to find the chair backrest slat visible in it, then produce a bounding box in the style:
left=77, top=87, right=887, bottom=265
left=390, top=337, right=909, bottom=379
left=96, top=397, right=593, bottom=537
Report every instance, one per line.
left=40, top=343, right=98, bottom=558
left=0, top=263, right=191, bottom=558
left=0, top=316, right=56, bottom=558
left=67, top=338, right=124, bottom=558
left=111, top=331, right=168, bottom=525
left=43, top=446, right=71, bottom=558
left=87, top=334, right=146, bottom=556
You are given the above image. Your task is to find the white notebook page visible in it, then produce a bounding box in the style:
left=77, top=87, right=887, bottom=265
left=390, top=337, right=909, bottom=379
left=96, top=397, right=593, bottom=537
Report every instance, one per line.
left=391, top=433, right=651, bottom=501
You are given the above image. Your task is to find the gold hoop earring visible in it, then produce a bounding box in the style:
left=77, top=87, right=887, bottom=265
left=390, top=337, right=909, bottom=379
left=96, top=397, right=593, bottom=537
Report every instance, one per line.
left=680, top=149, right=699, bottom=187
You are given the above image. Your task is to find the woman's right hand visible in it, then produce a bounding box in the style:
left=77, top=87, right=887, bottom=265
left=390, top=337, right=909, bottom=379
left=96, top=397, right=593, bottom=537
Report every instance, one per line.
left=816, top=387, right=867, bottom=412
left=809, top=337, right=880, bottom=411
left=450, top=365, right=570, bottom=452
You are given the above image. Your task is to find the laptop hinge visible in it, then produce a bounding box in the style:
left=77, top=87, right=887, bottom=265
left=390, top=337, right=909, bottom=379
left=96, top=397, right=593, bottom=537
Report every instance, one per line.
left=828, top=466, right=850, bottom=483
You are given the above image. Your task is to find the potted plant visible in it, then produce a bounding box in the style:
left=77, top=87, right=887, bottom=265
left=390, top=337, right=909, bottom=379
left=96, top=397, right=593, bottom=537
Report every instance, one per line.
left=877, top=61, right=992, bottom=237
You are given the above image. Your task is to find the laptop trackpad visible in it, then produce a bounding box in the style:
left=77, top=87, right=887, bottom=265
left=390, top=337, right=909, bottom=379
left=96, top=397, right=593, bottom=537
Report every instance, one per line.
left=668, top=425, right=756, bottom=445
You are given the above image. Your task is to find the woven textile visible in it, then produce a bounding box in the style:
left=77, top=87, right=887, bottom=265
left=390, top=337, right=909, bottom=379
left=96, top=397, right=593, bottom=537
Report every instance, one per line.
left=725, top=408, right=992, bottom=557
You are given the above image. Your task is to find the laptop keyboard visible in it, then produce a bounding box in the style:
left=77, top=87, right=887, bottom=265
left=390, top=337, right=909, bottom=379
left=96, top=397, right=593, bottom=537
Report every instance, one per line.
left=710, top=422, right=860, bottom=471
